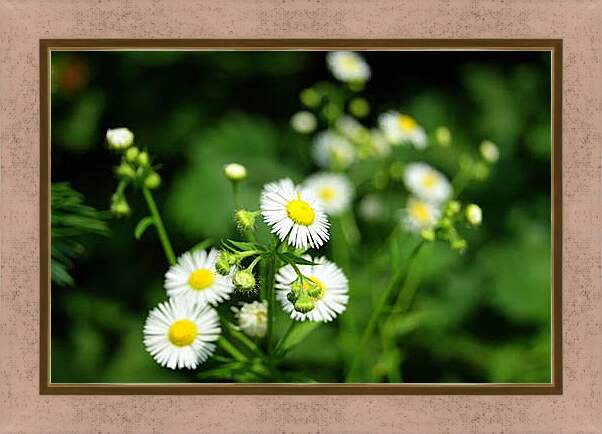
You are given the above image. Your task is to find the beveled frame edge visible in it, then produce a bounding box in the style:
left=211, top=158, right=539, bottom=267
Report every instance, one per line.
left=39, top=38, right=562, bottom=395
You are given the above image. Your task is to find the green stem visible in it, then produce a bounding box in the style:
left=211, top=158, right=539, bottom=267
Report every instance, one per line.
left=231, top=181, right=241, bottom=209
left=274, top=320, right=298, bottom=357
left=142, top=188, right=176, bottom=266
left=265, top=253, right=277, bottom=358
left=345, top=241, right=424, bottom=382
left=217, top=336, right=246, bottom=362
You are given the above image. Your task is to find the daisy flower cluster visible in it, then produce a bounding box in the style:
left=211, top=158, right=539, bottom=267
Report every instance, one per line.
left=103, top=51, right=498, bottom=381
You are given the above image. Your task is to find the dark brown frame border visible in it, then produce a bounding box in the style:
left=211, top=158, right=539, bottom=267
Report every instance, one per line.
left=40, top=39, right=562, bottom=395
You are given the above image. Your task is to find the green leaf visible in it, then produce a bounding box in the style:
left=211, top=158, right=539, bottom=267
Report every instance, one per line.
left=277, top=252, right=317, bottom=266
left=134, top=216, right=155, bottom=240
left=225, top=239, right=264, bottom=252
left=277, top=321, right=321, bottom=356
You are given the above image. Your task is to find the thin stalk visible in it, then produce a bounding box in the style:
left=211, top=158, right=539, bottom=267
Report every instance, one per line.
left=274, top=320, right=298, bottom=357
left=345, top=241, right=424, bottom=382
left=231, top=181, right=241, bottom=209
left=142, top=188, right=176, bottom=266
left=217, top=336, right=247, bottom=362
left=265, top=253, right=277, bottom=359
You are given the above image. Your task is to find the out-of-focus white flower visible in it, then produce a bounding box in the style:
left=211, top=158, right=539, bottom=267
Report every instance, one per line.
left=276, top=256, right=349, bottom=322
left=403, top=162, right=452, bottom=203
left=404, top=197, right=441, bottom=233
left=106, top=128, right=134, bottom=151
left=260, top=178, right=329, bottom=250
left=232, top=301, right=268, bottom=338
left=224, top=163, right=247, bottom=181
left=378, top=111, right=427, bottom=149
left=164, top=249, right=235, bottom=306
left=369, top=129, right=391, bottom=157
left=312, top=131, right=356, bottom=170
left=358, top=194, right=385, bottom=221
left=326, top=51, right=371, bottom=83
left=290, top=111, right=317, bottom=134
left=303, top=172, right=354, bottom=216
left=335, top=115, right=364, bottom=142
left=465, top=204, right=482, bottom=226
left=143, top=296, right=220, bottom=369
left=480, top=140, right=500, bottom=163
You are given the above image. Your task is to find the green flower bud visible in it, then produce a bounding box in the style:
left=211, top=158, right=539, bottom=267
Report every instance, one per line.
left=110, top=197, right=130, bottom=217
left=445, top=200, right=461, bottom=217
left=233, top=269, right=256, bottom=292
left=349, top=97, right=370, bottom=118
left=144, top=172, right=161, bottom=189
left=465, top=204, right=482, bottom=226
left=286, top=290, right=298, bottom=304
left=294, top=293, right=316, bottom=314
left=125, top=147, right=139, bottom=163
left=215, top=251, right=238, bottom=276
left=106, top=128, right=134, bottom=151
left=116, top=162, right=136, bottom=179
left=451, top=239, right=467, bottom=252
left=235, top=209, right=258, bottom=233
left=322, top=102, right=342, bottom=121
left=300, top=88, right=320, bottom=108
left=435, top=126, right=451, bottom=147
left=305, top=280, right=322, bottom=299
left=137, top=151, right=150, bottom=167
left=421, top=229, right=436, bottom=241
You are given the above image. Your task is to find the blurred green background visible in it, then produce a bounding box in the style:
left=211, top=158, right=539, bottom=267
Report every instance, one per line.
left=50, top=50, right=551, bottom=383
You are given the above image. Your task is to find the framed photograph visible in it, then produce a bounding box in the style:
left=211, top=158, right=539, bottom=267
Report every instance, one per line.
left=40, top=39, right=561, bottom=394
left=2, top=1, right=601, bottom=433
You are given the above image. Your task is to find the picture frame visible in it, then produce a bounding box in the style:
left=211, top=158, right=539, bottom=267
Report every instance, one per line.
left=1, top=1, right=600, bottom=432
left=39, top=38, right=563, bottom=395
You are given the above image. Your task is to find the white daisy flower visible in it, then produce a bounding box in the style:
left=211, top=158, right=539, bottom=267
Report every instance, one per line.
left=335, top=115, right=365, bottom=142
left=276, top=257, right=349, bottom=322
left=326, top=51, right=371, bottom=83
left=143, top=295, right=221, bottom=370
left=290, top=111, right=317, bottom=134
left=232, top=300, right=268, bottom=338
left=260, top=178, right=329, bottom=249
left=303, top=172, right=354, bottom=216
left=403, top=162, right=452, bottom=203
left=404, top=197, right=441, bottom=233
left=164, top=249, right=234, bottom=306
left=378, top=111, right=427, bottom=149
left=312, top=131, right=356, bottom=170
left=106, top=127, right=134, bottom=150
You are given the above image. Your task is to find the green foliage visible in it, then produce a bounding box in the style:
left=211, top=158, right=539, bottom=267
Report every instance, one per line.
left=51, top=183, right=109, bottom=286
left=50, top=51, right=552, bottom=384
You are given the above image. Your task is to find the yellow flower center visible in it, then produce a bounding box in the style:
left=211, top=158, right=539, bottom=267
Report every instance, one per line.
left=398, top=115, right=417, bottom=132
left=341, top=56, right=360, bottom=72
left=168, top=319, right=197, bottom=347
left=188, top=268, right=215, bottom=290
left=409, top=201, right=431, bottom=224
left=303, top=276, right=326, bottom=299
left=286, top=195, right=315, bottom=226
left=255, top=310, right=267, bottom=324
left=318, top=186, right=336, bottom=202
left=422, top=172, right=439, bottom=189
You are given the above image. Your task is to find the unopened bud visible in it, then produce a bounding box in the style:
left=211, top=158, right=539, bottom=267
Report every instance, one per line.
left=480, top=140, right=500, bottom=163
left=224, top=163, right=247, bottom=182
left=465, top=204, right=482, bottom=226
left=137, top=151, right=150, bottom=167
left=144, top=172, right=161, bottom=189
left=421, top=229, right=435, bottom=241
left=116, top=162, right=136, bottom=179
left=110, top=197, right=130, bottom=217
left=233, top=269, right=256, bottom=292
left=125, top=147, right=139, bottom=163
left=445, top=200, right=461, bottom=217
left=294, top=294, right=316, bottom=314
left=235, top=209, right=258, bottom=233
left=435, top=127, right=451, bottom=147
left=106, top=128, right=134, bottom=151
